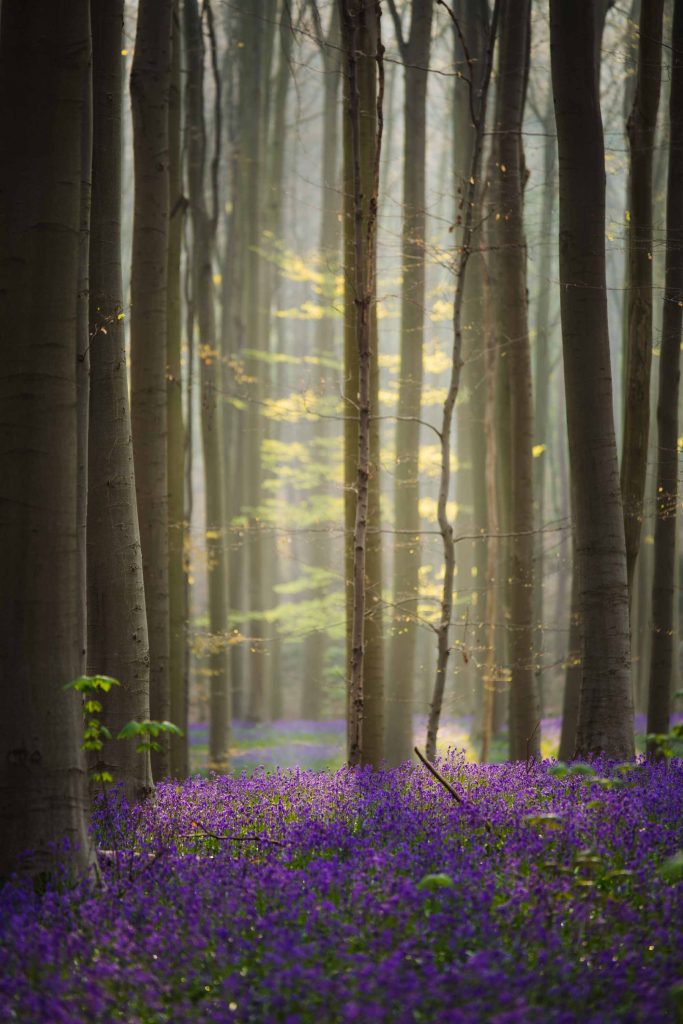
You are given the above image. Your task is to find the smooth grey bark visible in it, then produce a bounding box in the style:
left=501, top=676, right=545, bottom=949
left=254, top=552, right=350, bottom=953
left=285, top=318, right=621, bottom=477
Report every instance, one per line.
left=384, top=0, right=433, bottom=767
left=88, top=0, right=153, bottom=801
left=168, top=0, right=188, bottom=779
left=647, top=0, right=683, bottom=745
left=550, top=0, right=634, bottom=760
left=0, top=0, right=95, bottom=879
left=490, top=0, right=539, bottom=762
left=130, top=0, right=174, bottom=779
left=621, top=0, right=665, bottom=595
left=185, top=0, right=230, bottom=771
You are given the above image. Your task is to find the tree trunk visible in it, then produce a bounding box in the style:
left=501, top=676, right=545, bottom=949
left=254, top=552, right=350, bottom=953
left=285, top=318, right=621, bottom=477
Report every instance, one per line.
left=0, top=0, right=95, bottom=879
left=185, top=0, right=230, bottom=771
left=340, top=0, right=384, bottom=768
left=647, top=0, right=683, bottom=744
left=130, top=0, right=174, bottom=778
left=167, top=0, right=188, bottom=779
left=385, top=0, right=433, bottom=767
left=88, top=0, right=153, bottom=801
left=550, top=0, right=634, bottom=760
left=621, top=0, right=665, bottom=595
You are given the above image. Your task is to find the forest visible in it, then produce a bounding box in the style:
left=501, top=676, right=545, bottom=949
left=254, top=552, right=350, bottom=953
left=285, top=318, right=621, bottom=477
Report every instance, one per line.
left=0, top=0, right=682, bottom=1021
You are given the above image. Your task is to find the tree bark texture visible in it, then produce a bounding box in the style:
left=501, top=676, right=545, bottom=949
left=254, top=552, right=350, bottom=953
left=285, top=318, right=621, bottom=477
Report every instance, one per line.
left=550, top=0, right=635, bottom=760
left=185, top=0, right=230, bottom=771
left=130, top=0, right=173, bottom=779
left=621, top=0, right=665, bottom=595
left=88, top=0, right=153, bottom=801
left=0, top=0, right=95, bottom=879
left=647, top=0, right=683, bottom=743
left=167, top=0, right=188, bottom=779
left=340, top=0, right=384, bottom=768
left=385, top=0, right=433, bottom=766
left=490, top=0, right=539, bottom=762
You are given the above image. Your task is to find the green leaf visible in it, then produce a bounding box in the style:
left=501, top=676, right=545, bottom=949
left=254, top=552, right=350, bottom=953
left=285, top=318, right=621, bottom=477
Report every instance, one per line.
left=568, top=763, right=596, bottom=778
left=83, top=700, right=103, bottom=714
left=417, top=873, right=455, bottom=892
left=117, top=720, right=145, bottom=740
left=549, top=762, right=569, bottom=779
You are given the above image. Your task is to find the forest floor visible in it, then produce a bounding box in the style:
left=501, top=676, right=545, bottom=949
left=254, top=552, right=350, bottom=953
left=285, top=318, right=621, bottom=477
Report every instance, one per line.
left=1, top=756, right=681, bottom=1022
left=188, top=714, right=676, bottom=775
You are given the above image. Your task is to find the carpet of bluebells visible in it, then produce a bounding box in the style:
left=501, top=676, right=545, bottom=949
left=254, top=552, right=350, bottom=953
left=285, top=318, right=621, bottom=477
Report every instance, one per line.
left=1, top=755, right=682, bottom=1023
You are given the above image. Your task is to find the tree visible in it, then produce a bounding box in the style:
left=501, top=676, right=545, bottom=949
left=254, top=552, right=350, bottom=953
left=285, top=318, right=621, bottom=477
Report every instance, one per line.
left=87, top=0, right=153, bottom=801
left=0, top=0, right=95, bottom=878
left=185, top=0, right=230, bottom=771
left=621, top=0, right=665, bottom=595
left=130, top=0, right=174, bottom=779
left=426, top=0, right=499, bottom=762
left=384, top=0, right=433, bottom=767
left=490, top=0, right=539, bottom=761
left=550, top=0, right=635, bottom=760
left=167, top=0, right=188, bottom=779
left=340, top=0, right=384, bottom=767
left=647, top=0, right=683, bottom=745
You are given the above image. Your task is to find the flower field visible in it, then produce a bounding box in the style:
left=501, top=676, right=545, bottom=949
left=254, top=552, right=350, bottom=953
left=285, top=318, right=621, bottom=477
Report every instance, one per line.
left=1, top=755, right=682, bottom=1023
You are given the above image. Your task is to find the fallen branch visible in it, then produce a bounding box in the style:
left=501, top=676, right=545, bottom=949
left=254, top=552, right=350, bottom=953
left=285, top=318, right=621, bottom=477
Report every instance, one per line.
left=181, top=822, right=286, bottom=847
left=414, top=746, right=492, bottom=834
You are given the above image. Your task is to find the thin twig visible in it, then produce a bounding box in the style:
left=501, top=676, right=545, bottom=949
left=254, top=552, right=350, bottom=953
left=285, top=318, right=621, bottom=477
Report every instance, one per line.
left=414, top=747, right=493, bottom=834
left=181, top=821, right=286, bottom=847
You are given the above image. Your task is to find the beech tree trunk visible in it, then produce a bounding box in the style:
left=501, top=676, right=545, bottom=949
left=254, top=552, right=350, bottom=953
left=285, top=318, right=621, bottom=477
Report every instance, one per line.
left=167, top=0, right=188, bottom=779
left=647, top=0, right=683, bottom=744
left=130, top=0, right=174, bottom=779
left=550, top=0, right=634, bottom=760
left=491, top=0, right=539, bottom=761
left=88, top=0, right=153, bottom=801
left=185, top=0, right=230, bottom=771
left=385, top=0, right=433, bottom=767
left=621, top=0, right=665, bottom=595
left=0, top=0, right=95, bottom=879
left=340, top=0, right=384, bottom=767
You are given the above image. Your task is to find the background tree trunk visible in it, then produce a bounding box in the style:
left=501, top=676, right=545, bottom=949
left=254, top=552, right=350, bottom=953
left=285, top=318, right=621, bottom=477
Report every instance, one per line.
left=550, top=0, right=635, bottom=760
left=130, top=0, right=174, bottom=779
left=621, top=0, right=664, bottom=595
left=0, top=0, right=95, bottom=879
left=647, top=0, right=683, bottom=743
left=385, top=0, right=433, bottom=767
left=88, top=0, right=153, bottom=801
left=167, top=0, right=188, bottom=779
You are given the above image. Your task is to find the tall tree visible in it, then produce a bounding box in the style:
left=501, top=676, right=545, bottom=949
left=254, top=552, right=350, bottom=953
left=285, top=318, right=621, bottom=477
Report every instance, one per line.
left=87, top=0, right=153, bottom=801
left=621, top=0, right=665, bottom=594
left=490, top=0, right=539, bottom=761
left=647, top=0, right=683, bottom=745
left=340, top=0, right=384, bottom=767
left=384, top=0, right=433, bottom=767
left=0, top=0, right=95, bottom=878
left=167, top=0, right=188, bottom=779
left=425, top=0, right=499, bottom=762
left=185, top=0, right=230, bottom=771
left=130, top=0, right=174, bottom=778
left=550, top=0, right=635, bottom=760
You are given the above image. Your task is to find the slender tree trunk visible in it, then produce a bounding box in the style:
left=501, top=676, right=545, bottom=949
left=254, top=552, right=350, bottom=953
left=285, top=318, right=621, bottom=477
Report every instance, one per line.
left=550, top=0, right=634, bottom=760
left=77, top=58, right=92, bottom=683
left=87, top=0, right=153, bottom=801
left=341, top=0, right=384, bottom=768
left=185, top=0, right=230, bottom=771
left=647, top=0, right=683, bottom=744
left=0, top=0, right=95, bottom=879
left=621, top=0, right=665, bottom=595
left=302, top=1, right=342, bottom=720
left=167, top=0, right=188, bottom=779
left=425, top=0, right=499, bottom=762
left=130, top=0, right=174, bottom=778
left=558, top=535, right=581, bottom=760
left=385, top=0, right=433, bottom=766
left=491, top=0, right=539, bottom=761
left=480, top=259, right=499, bottom=764
left=532, top=90, right=556, bottom=713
